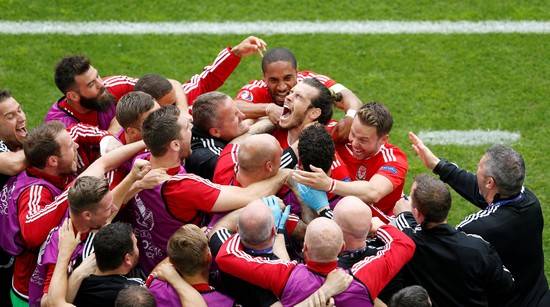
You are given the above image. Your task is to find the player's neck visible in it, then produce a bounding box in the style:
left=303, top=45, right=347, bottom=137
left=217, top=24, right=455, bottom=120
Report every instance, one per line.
left=94, top=265, right=131, bottom=276
left=287, top=126, right=303, bottom=145
left=66, top=99, right=92, bottom=114
left=184, top=271, right=209, bottom=286
left=343, top=238, right=366, bottom=251
left=150, top=153, right=181, bottom=170
left=236, top=170, right=264, bottom=188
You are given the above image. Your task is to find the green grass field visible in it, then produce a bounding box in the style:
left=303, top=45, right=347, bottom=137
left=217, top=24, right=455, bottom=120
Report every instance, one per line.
left=0, top=1, right=549, bottom=279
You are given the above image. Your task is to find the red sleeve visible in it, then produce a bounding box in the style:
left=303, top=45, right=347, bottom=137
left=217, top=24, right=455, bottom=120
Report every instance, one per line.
left=42, top=264, right=55, bottom=294
left=104, top=76, right=137, bottom=101
left=375, top=147, right=408, bottom=189
left=285, top=214, right=299, bottom=235
left=351, top=225, right=415, bottom=298
left=235, top=81, right=272, bottom=104
left=215, top=234, right=296, bottom=296
left=183, top=48, right=241, bottom=105
left=213, top=144, right=239, bottom=185
left=67, top=123, right=110, bottom=145
left=18, top=186, right=62, bottom=249
left=163, top=175, right=222, bottom=221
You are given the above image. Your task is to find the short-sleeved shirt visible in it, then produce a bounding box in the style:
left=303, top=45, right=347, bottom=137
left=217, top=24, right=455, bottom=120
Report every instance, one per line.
left=163, top=174, right=222, bottom=223
left=73, top=274, right=144, bottom=307
left=236, top=71, right=337, bottom=104
left=337, top=142, right=408, bottom=215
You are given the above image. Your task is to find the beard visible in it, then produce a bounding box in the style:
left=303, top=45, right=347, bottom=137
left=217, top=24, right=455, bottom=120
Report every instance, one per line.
left=80, top=89, right=115, bottom=112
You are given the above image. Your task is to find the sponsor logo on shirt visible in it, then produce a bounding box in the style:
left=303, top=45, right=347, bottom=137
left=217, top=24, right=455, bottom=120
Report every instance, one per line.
left=356, top=165, right=367, bottom=180
left=381, top=165, right=398, bottom=174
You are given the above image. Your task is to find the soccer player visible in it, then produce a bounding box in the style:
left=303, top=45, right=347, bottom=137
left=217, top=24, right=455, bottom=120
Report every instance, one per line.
left=0, top=90, right=27, bottom=306
left=1, top=121, right=78, bottom=304
left=45, top=36, right=267, bottom=132
left=148, top=224, right=236, bottom=307
left=72, top=223, right=143, bottom=307
left=216, top=217, right=415, bottom=306
left=409, top=132, right=550, bottom=306
left=114, top=91, right=160, bottom=146
left=293, top=102, right=408, bottom=216
left=235, top=47, right=362, bottom=124
left=387, top=174, right=513, bottom=306
left=186, top=91, right=250, bottom=179
left=131, top=105, right=290, bottom=273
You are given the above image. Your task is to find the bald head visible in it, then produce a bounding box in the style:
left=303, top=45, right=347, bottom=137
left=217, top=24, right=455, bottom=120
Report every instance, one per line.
left=333, top=196, right=372, bottom=243
left=238, top=200, right=275, bottom=247
left=238, top=134, right=282, bottom=176
left=304, top=218, right=344, bottom=262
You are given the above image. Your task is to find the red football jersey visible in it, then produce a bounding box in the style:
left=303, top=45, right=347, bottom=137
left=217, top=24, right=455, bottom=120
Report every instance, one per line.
left=336, top=142, right=408, bottom=215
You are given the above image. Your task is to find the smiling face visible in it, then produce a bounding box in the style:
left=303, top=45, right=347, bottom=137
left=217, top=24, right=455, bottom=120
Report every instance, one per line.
left=348, top=117, right=387, bottom=160
left=263, top=61, right=298, bottom=106
left=279, top=82, right=320, bottom=130
left=0, top=96, right=27, bottom=150
left=88, top=191, right=114, bottom=230
left=213, top=97, right=249, bottom=141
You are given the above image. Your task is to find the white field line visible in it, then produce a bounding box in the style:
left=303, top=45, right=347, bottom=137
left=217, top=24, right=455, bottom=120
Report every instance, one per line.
left=418, top=130, right=520, bottom=146
left=0, top=21, right=549, bottom=35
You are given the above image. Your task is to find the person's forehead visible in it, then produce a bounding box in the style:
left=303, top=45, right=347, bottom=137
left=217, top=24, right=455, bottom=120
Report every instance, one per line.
left=293, top=82, right=317, bottom=97
left=351, top=117, right=377, bottom=136
left=0, top=97, right=20, bottom=115
left=56, top=129, right=72, bottom=145
left=75, top=66, right=98, bottom=85
left=264, top=60, right=296, bottom=75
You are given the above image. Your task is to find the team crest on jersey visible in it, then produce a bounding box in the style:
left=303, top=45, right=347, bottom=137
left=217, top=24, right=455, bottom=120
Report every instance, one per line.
left=356, top=165, right=367, bottom=180
left=238, top=90, right=254, bottom=101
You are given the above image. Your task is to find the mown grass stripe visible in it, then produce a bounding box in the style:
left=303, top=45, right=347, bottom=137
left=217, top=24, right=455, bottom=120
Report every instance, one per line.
left=418, top=130, right=521, bottom=146
left=1, top=21, right=549, bottom=35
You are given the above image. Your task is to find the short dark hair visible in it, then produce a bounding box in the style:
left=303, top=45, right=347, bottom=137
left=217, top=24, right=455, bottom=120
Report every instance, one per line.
left=167, top=224, right=209, bottom=276
left=142, top=105, right=181, bottom=157
left=192, top=91, right=228, bottom=132
left=0, top=89, right=12, bottom=103
left=298, top=124, right=335, bottom=173
left=116, top=91, right=155, bottom=129
left=356, top=102, right=393, bottom=137
left=23, top=121, right=65, bottom=168
left=262, top=48, right=297, bottom=73
left=302, top=78, right=333, bottom=125
left=115, top=286, right=156, bottom=307
left=68, top=176, right=110, bottom=214
left=389, top=285, right=431, bottom=307
left=484, top=145, right=525, bottom=197
left=412, top=174, right=451, bottom=224
left=94, top=223, right=134, bottom=271
left=54, top=55, right=91, bottom=94
left=134, top=74, right=173, bottom=100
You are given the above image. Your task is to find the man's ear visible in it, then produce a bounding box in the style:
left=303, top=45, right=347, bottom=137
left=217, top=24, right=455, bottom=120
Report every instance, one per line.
left=46, top=155, right=58, bottom=168
left=209, top=127, right=221, bottom=138
left=169, top=139, right=180, bottom=152
left=66, top=90, right=80, bottom=102
left=307, top=107, right=322, bottom=122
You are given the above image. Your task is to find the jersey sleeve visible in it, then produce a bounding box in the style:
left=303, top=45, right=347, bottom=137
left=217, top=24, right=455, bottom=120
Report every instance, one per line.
left=215, top=234, right=296, bottom=297
left=103, top=76, right=137, bottom=101
left=17, top=186, right=64, bottom=249
left=351, top=225, right=416, bottom=298
left=235, top=80, right=272, bottom=104
left=212, top=144, right=239, bottom=185
left=67, top=123, right=110, bottom=145
left=183, top=48, right=241, bottom=105
left=376, top=147, right=408, bottom=189
left=163, top=175, right=222, bottom=221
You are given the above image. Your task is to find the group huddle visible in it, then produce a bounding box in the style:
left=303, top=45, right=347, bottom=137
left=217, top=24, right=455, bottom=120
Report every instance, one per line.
left=0, top=36, right=548, bottom=307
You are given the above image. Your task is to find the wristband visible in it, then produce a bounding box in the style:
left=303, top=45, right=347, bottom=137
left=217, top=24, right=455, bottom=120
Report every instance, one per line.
left=329, top=83, right=346, bottom=94
left=345, top=109, right=357, bottom=119
left=328, top=179, right=336, bottom=194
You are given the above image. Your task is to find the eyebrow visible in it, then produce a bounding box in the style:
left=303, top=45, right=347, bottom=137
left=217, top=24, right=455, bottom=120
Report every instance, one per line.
left=86, top=72, right=99, bottom=87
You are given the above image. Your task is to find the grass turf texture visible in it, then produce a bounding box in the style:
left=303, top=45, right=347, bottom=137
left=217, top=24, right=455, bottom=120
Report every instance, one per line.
left=0, top=34, right=548, bottom=278
left=0, top=0, right=549, bottom=21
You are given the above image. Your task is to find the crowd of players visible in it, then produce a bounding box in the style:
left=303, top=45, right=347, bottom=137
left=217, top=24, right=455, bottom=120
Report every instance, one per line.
left=0, top=35, right=548, bottom=307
